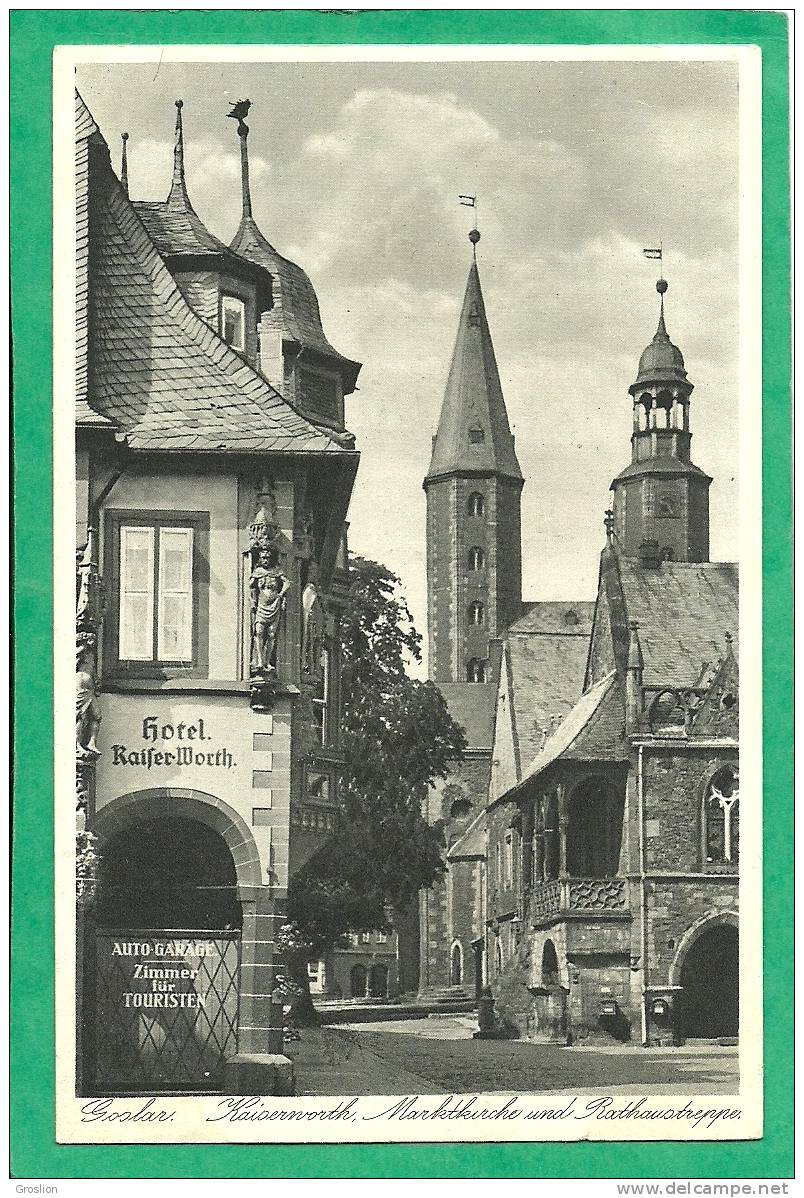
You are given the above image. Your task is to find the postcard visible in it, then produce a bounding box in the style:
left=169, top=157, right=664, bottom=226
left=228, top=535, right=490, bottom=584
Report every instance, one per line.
left=9, top=11, right=793, bottom=1178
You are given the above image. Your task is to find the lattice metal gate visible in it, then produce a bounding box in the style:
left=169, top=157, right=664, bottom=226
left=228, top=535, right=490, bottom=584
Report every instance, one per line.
left=93, top=930, right=240, bottom=1094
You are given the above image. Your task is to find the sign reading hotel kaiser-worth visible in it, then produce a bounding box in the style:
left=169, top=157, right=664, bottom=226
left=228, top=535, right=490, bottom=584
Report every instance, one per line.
left=111, top=716, right=236, bottom=771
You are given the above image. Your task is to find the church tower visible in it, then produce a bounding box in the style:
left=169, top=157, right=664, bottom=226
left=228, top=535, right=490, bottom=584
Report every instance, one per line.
left=611, top=279, right=712, bottom=563
left=424, top=233, right=523, bottom=684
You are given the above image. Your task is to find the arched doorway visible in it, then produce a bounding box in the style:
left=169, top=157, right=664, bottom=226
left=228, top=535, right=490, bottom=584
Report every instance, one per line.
left=680, top=923, right=739, bottom=1039
left=369, top=964, right=388, bottom=999
left=542, top=940, right=560, bottom=987
left=96, top=816, right=243, bottom=931
left=450, top=941, right=464, bottom=986
left=90, top=797, right=254, bottom=1094
left=350, top=964, right=367, bottom=998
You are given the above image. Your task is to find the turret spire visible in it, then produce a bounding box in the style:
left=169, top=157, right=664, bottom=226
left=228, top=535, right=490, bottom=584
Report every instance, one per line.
left=227, top=99, right=253, bottom=220
left=120, top=133, right=129, bottom=196
left=610, top=277, right=712, bottom=563
left=167, top=100, right=189, bottom=208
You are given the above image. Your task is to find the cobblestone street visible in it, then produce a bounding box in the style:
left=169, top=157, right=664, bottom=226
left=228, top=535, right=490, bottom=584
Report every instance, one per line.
left=288, top=1018, right=739, bottom=1098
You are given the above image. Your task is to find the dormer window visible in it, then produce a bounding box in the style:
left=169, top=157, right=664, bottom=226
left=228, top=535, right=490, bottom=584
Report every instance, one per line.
left=221, top=295, right=245, bottom=352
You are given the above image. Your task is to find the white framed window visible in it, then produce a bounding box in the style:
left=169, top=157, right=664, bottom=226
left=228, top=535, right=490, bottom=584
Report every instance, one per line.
left=376, top=931, right=388, bottom=944
left=157, top=527, right=194, bottom=661
left=111, top=513, right=207, bottom=674
left=221, top=295, right=246, bottom=351
left=504, top=830, right=514, bottom=888
left=312, top=644, right=331, bottom=744
left=119, top=526, right=155, bottom=660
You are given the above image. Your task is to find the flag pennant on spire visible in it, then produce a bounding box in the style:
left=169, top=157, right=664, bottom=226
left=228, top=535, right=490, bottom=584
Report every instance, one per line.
left=643, top=247, right=663, bottom=260
left=459, top=194, right=476, bottom=207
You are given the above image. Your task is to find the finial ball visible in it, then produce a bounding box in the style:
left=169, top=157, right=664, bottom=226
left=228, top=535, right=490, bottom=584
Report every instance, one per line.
left=175, top=99, right=184, bottom=110
left=468, top=228, right=481, bottom=245
left=656, top=278, right=668, bottom=295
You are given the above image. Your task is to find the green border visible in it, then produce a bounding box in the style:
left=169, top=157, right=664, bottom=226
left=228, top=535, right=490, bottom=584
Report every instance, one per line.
left=10, top=8, right=792, bottom=1180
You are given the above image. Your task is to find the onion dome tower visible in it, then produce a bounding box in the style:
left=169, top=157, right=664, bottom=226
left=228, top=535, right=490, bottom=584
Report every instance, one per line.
left=610, top=280, right=712, bottom=563
left=425, top=229, right=524, bottom=684
left=227, top=102, right=361, bottom=430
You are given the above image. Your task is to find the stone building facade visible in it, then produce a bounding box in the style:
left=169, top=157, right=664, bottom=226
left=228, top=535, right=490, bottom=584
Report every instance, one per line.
left=420, top=252, right=739, bottom=1047
left=75, top=93, right=361, bottom=1095
left=486, top=284, right=739, bottom=1046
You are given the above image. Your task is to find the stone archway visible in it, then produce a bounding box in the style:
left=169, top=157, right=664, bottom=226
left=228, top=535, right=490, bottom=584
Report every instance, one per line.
left=450, top=940, right=464, bottom=986
left=671, top=913, right=739, bottom=1040
left=88, top=789, right=267, bottom=1094
left=94, top=787, right=263, bottom=896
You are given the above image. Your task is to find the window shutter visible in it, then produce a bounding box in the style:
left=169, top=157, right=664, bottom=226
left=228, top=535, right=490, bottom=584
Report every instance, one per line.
left=119, top=526, right=155, bottom=660
left=158, top=527, right=194, bottom=661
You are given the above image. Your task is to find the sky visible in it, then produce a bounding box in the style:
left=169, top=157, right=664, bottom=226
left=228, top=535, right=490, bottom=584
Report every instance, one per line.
left=77, top=58, right=740, bottom=675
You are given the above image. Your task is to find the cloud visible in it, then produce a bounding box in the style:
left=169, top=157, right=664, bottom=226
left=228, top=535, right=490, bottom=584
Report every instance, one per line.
left=80, top=64, right=740, bottom=674
left=126, top=136, right=270, bottom=213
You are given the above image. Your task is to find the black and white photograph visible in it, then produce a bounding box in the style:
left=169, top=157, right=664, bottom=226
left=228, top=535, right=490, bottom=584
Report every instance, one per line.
left=56, top=44, right=762, bottom=1143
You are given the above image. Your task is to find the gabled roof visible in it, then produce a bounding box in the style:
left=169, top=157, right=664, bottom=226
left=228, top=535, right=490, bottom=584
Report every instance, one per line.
left=436, top=682, right=497, bottom=750
left=508, top=672, right=626, bottom=799
left=617, top=557, right=738, bottom=689
left=426, top=261, right=523, bottom=484
left=75, top=92, right=355, bottom=457
left=231, top=214, right=361, bottom=394
left=505, top=601, right=594, bottom=770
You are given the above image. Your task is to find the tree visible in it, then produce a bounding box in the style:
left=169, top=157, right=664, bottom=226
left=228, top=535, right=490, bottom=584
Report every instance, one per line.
left=285, top=556, right=466, bottom=1010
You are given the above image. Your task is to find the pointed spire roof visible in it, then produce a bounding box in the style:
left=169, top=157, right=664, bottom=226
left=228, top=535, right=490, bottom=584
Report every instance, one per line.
left=426, top=260, right=522, bottom=483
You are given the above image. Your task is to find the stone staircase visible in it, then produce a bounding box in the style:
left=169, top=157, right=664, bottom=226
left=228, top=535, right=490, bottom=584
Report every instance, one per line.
left=416, top=984, right=475, bottom=1010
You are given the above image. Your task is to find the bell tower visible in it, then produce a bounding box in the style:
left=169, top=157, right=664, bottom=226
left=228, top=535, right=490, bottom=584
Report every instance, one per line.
left=424, top=231, right=523, bottom=684
left=611, top=279, right=712, bottom=563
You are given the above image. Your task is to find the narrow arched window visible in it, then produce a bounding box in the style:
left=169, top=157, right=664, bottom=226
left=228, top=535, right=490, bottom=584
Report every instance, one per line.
left=468, top=546, right=485, bottom=571
left=468, top=600, right=484, bottom=626
left=468, top=492, right=485, bottom=517
left=704, top=767, right=739, bottom=866
left=467, top=658, right=487, bottom=684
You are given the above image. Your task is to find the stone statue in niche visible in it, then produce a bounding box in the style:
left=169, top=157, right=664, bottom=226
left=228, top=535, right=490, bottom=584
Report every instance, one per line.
left=249, top=543, right=290, bottom=676
left=76, top=531, right=104, bottom=763
left=76, top=632, right=101, bottom=759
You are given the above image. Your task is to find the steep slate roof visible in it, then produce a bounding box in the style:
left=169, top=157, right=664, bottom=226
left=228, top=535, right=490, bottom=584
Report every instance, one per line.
left=505, top=601, right=595, bottom=770
left=509, top=672, right=626, bottom=798
left=426, top=261, right=523, bottom=483
left=75, top=93, right=353, bottom=456
left=617, top=558, right=738, bottom=689
left=437, top=682, right=497, bottom=750
left=231, top=214, right=361, bottom=394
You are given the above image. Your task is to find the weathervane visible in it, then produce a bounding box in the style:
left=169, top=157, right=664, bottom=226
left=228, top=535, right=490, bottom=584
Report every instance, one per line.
left=459, top=194, right=480, bottom=258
